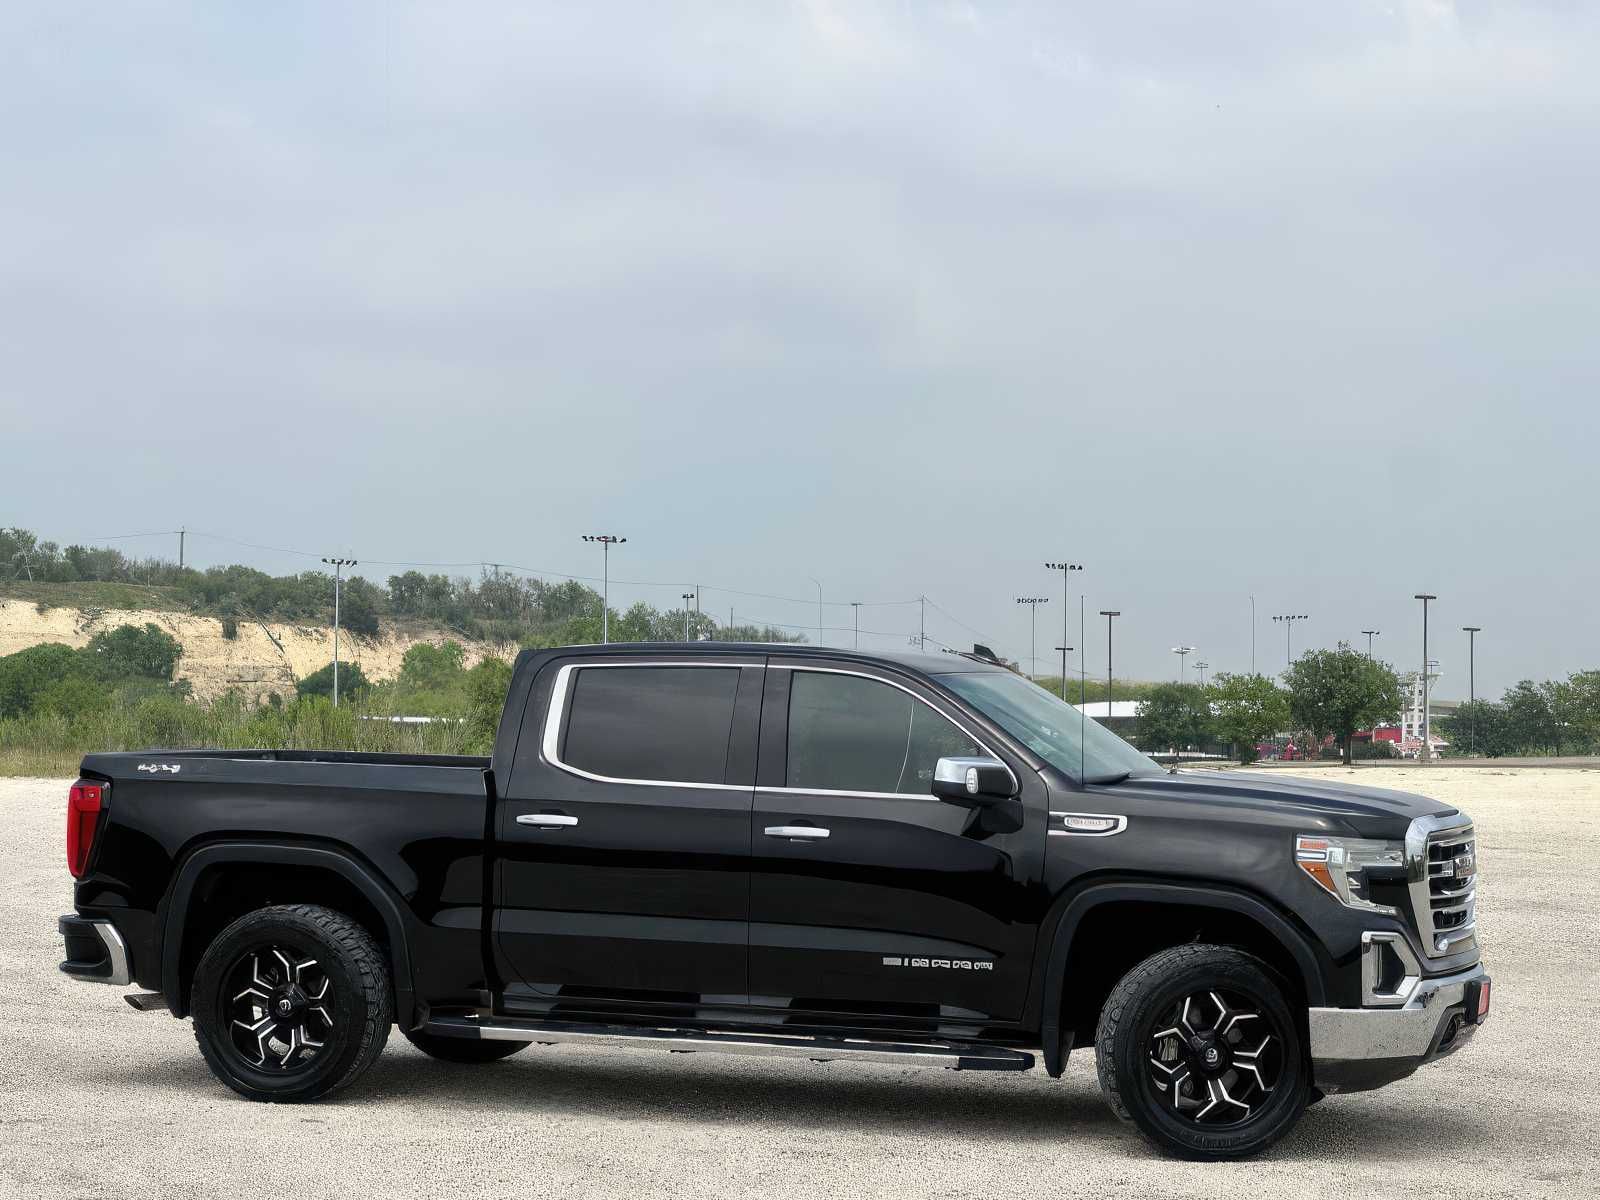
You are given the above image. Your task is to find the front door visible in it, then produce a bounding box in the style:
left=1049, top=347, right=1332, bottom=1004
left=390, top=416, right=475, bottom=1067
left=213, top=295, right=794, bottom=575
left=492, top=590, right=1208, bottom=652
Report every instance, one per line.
left=748, top=662, right=1044, bottom=1026
left=495, top=656, right=762, bottom=1011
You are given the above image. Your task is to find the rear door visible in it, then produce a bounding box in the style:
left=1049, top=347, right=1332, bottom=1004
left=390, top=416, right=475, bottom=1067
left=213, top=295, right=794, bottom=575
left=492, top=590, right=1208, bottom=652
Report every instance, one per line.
left=748, top=662, right=1045, bottom=1025
left=494, top=655, right=762, bottom=1009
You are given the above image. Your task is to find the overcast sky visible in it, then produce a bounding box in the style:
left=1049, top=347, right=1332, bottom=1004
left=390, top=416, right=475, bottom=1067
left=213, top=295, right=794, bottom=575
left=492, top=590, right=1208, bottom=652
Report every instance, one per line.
left=4, top=1, right=1597, bottom=696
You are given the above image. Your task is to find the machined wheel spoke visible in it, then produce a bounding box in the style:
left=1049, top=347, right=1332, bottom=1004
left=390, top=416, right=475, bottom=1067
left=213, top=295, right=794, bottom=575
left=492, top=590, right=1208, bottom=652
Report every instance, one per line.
left=1178, top=997, right=1198, bottom=1038
left=1194, top=1079, right=1221, bottom=1119
left=1215, top=1079, right=1252, bottom=1116
left=1169, top=1070, right=1191, bottom=1109
left=232, top=985, right=269, bottom=1004
left=1149, top=1056, right=1184, bottom=1080
left=293, top=956, right=319, bottom=982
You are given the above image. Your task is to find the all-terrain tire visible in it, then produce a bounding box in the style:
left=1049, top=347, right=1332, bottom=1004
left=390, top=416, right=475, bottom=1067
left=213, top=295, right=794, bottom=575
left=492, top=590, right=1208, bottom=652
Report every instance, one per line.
left=191, top=903, right=392, bottom=1103
left=1094, top=944, right=1308, bottom=1160
left=403, top=1030, right=530, bottom=1063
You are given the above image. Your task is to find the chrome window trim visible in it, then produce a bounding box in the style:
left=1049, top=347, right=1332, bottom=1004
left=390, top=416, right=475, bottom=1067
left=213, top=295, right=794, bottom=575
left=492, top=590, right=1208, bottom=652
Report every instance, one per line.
left=764, top=664, right=1019, bottom=800
left=541, top=660, right=763, bottom=792
left=1047, top=811, right=1128, bottom=837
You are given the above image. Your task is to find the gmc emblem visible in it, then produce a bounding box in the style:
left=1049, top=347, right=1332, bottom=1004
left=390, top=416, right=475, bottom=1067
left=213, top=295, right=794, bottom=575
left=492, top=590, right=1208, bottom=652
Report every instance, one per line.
left=1451, top=851, right=1476, bottom=880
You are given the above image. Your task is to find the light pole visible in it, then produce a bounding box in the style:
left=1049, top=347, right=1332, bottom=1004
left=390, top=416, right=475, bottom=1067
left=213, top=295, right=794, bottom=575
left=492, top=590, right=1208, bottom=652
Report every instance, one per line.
left=581, top=534, right=625, bottom=643
left=1045, top=562, right=1083, bottom=697
left=1171, top=645, right=1195, bottom=684
left=1055, top=645, right=1073, bottom=698
left=1463, top=626, right=1482, bottom=756
left=1250, top=594, right=1256, bottom=675
left=681, top=593, right=695, bottom=641
left=1272, top=614, right=1309, bottom=667
left=809, top=577, right=823, bottom=647
left=1414, top=594, right=1436, bottom=762
left=320, top=557, right=357, bottom=706
left=1194, top=660, right=1209, bottom=687
left=1016, top=596, right=1049, bottom=680
left=851, top=601, right=861, bottom=649
left=1362, top=629, right=1380, bottom=658
left=1099, top=610, right=1121, bottom=719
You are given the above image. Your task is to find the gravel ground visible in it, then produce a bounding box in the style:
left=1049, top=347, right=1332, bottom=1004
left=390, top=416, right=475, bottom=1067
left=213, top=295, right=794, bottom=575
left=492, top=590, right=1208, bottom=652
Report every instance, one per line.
left=3, top=768, right=1597, bottom=1199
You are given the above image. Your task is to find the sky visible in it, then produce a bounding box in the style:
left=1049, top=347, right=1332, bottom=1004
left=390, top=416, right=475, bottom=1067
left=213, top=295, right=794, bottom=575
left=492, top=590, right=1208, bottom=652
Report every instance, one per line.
left=3, top=1, right=1597, bottom=698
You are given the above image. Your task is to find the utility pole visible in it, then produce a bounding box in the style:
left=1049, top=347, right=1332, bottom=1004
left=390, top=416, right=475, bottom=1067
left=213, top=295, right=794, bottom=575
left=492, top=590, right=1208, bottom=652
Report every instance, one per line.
left=1463, top=625, right=1482, bottom=756
left=1273, top=613, right=1309, bottom=667
left=851, top=602, right=861, bottom=649
left=1250, top=594, right=1256, bottom=675
left=1016, top=596, right=1049, bottom=680
left=1362, top=629, right=1380, bottom=658
left=1055, top=645, right=1073, bottom=700
left=320, top=557, right=357, bottom=706
left=919, top=595, right=927, bottom=653
left=681, top=592, right=695, bottom=641
left=809, top=577, right=824, bottom=647
left=178, top=527, right=186, bottom=570
left=1415, top=594, right=1437, bottom=762
left=1099, top=611, right=1121, bottom=721
left=581, top=534, right=625, bottom=644
left=1171, top=645, right=1195, bottom=684
left=1046, top=562, right=1083, bottom=691
left=1194, top=660, right=1209, bottom=687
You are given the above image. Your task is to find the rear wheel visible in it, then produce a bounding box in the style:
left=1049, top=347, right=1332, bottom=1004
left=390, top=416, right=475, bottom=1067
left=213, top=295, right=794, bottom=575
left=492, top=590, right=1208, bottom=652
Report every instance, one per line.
left=403, top=1030, right=529, bottom=1063
left=1095, top=944, right=1308, bottom=1160
left=191, top=904, right=392, bottom=1103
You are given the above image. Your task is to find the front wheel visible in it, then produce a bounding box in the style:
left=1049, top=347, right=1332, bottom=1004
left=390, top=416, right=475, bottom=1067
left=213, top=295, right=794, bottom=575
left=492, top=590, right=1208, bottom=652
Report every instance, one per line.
left=191, top=904, right=393, bottom=1103
left=1095, top=944, right=1308, bottom=1160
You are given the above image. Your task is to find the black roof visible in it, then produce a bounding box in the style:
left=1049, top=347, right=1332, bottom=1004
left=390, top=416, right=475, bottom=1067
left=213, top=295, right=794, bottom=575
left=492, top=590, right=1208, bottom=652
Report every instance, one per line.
left=522, top=642, right=1005, bottom=675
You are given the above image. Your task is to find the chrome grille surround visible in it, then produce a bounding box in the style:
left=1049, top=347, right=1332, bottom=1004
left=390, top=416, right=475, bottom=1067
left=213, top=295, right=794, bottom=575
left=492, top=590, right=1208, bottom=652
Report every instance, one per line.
left=1404, top=812, right=1477, bottom=960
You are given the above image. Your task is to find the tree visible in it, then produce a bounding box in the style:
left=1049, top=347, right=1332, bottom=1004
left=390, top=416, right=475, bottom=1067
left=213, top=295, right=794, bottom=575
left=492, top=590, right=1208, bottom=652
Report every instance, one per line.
left=296, top=661, right=371, bottom=700
left=83, top=623, right=182, bottom=683
left=1283, top=643, right=1405, bottom=765
left=339, top=577, right=383, bottom=638
left=0, top=643, right=89, bottom=717
left=1440, top=700, right=1512, bottom=758
left=465, top=656, right=515, bottom=748
left=397, top=641, right=467, bottom=692
left=1209, top=673, right=1290, bottom=763
left=1501, top=680, right=1558, bottom=754
left=1135, top=683, right=1215, bottom=757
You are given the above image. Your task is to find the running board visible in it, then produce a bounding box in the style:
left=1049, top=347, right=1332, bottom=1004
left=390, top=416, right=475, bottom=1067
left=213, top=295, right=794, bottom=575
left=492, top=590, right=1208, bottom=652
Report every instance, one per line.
left=423, top=1014, right=1034, bottom=1072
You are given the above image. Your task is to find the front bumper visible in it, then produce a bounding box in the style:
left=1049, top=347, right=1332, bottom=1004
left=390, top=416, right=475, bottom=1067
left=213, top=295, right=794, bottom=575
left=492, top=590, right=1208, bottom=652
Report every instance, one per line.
left=58, top=914, right=132, bottom=986
left=1308, top=962, right=1489, bottom=1093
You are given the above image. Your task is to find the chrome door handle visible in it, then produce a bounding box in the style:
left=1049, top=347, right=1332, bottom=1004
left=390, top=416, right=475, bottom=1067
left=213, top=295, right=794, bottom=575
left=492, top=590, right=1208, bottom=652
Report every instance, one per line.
left=764, top=825, right=829, bottom=840
left=517, top=814, right=578, bottom=828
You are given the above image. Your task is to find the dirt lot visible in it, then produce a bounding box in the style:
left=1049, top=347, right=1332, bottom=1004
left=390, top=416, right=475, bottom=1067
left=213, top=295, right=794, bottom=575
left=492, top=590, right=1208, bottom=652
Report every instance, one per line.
left=3, top=767, right=1596, bottom=1199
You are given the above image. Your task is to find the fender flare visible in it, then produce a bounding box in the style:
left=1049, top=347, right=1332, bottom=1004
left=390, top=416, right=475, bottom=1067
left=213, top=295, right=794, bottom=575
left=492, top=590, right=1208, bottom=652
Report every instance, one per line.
left=156, top=842, right=417, bottom=1028
left=1035, top=880, right=1327, bottom=1076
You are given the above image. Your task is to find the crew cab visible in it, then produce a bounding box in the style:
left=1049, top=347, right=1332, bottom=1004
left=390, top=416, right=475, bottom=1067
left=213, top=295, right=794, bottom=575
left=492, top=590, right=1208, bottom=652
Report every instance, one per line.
left=58, top=643, right=1490, bottom=1159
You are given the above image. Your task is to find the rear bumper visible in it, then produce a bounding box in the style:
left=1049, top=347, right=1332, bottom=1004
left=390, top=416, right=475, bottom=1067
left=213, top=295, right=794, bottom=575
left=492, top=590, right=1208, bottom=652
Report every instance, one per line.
left=58, top=914, right=132, bottom=986
left=1308, top=962, right=1489, bottom=1093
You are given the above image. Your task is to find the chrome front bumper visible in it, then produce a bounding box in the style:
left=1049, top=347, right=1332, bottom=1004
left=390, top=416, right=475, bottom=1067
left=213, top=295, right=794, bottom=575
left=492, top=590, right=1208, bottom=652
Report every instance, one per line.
left=1308, top=961, right=1489, bottom=1093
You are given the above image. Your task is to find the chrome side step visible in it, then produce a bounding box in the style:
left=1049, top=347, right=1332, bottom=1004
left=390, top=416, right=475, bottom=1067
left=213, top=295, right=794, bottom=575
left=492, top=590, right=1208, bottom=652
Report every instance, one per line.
left=422, top=1014, right=1035, bottom=1072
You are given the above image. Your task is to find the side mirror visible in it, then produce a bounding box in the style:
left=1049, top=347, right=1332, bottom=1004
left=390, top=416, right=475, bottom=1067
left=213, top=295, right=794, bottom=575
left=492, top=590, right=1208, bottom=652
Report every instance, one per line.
left=931, top=756, right=1017, bottom=808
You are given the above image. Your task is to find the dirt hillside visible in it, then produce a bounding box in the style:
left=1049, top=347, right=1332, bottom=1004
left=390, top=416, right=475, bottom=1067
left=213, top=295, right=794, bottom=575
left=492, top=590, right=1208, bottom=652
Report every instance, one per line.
left=0, top=598, right=516, bottom=703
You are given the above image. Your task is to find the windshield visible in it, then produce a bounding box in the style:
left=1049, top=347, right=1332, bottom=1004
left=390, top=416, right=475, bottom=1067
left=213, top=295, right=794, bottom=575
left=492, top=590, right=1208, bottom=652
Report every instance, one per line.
left=940, top=670, right=1161, bottom=785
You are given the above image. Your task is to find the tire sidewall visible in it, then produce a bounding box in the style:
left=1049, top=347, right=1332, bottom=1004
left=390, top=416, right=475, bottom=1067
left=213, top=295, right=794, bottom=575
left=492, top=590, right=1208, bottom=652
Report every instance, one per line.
left=1113, top=952, right=1307, bottom=1160
left=192, top=908, right=379, bottom=1102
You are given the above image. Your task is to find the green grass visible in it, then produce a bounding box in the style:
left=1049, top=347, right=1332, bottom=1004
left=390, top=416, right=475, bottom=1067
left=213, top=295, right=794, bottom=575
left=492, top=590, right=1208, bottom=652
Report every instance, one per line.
left=0, top=692, right=487, bottom=777
left=0, top=579, right=191, bottom=614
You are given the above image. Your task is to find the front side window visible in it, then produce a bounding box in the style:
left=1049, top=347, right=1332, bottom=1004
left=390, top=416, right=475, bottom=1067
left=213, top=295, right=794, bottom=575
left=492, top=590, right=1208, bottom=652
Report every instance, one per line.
left=786, top=671, right=979, bottom=795
left=561, top=666, right=739, bottom=785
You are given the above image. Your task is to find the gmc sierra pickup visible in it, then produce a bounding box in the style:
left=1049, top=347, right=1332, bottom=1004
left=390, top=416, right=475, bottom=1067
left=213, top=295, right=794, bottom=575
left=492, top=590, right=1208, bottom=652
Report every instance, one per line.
left=58, top=643, right=1489, bottom=1159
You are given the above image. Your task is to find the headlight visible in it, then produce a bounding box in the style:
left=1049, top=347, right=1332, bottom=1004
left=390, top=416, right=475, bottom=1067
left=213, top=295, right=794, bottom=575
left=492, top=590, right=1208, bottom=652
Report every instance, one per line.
left=1295, top=834, right=1405, bottom=915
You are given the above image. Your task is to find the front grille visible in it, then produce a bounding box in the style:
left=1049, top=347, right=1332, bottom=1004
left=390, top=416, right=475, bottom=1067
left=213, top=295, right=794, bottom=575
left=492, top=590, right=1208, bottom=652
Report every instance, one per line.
left=1409, top=819, right=1477, bottom=958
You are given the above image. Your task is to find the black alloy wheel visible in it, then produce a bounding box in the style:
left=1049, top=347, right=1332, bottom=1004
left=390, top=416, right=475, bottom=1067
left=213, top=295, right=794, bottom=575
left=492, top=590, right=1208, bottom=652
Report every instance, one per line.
left=1145, top=987, right=1284, bottom=1125
left=1096, top=944, right=1309, bottom=1160
left=191, top=904, right=392, bottom=1103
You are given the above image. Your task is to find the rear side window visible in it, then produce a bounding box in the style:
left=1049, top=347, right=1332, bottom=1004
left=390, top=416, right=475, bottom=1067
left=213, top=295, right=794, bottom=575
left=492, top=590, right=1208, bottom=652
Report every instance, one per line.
left=561, top=666, right=740, bottom=785
left=786, top=671, right=980, bottom=795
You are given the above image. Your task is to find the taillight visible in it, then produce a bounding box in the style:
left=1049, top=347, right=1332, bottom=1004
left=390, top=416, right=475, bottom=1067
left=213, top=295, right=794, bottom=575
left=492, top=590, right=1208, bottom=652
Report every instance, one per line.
left=67, top=780, right=107, bottom=878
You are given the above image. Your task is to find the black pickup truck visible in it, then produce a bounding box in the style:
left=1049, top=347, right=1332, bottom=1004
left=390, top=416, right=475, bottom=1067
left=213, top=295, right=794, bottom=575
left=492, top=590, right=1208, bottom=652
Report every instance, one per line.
left=59, top=643, right=1489, bottom=1159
